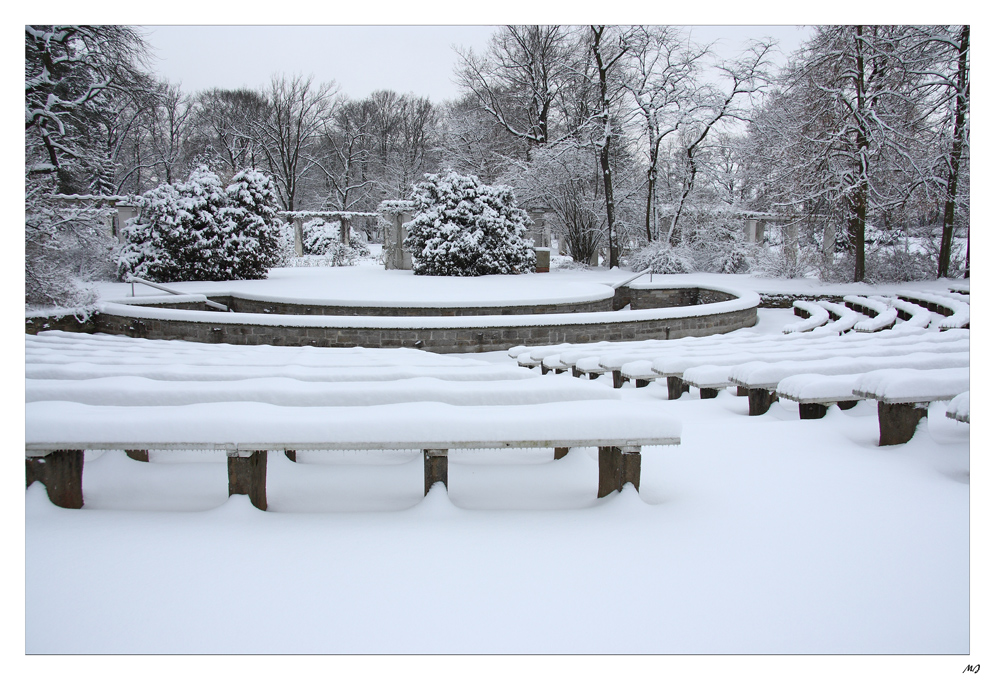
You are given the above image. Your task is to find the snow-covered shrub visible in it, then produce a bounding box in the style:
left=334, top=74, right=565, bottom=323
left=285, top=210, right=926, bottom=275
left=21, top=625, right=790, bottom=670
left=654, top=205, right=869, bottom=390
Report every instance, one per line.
left=403, top=171, right=536, bottom=276
left=865, top=249, right=938, bottom=283
left=625, top=241, right=696, bottom=275
left=218, top=168, right=282, bottom=278
left=750, top=245, right=819, bottom=279
left=301, top=218, right=340, bottom=256
left=713, top=234, right=755, bottom=274
left=118, top=166, right=281, bottom=282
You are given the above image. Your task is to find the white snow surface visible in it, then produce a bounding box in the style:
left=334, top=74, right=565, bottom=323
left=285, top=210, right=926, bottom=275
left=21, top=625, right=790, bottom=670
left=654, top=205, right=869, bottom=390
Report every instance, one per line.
left=24, top=271, right=973, bottom=663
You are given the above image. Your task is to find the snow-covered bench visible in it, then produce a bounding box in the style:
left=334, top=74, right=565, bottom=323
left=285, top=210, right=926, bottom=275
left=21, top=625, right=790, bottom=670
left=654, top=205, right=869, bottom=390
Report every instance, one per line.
left=782, top=300, right=830, bottom=334
left=878, top=297, right=932, bottom=329
left=852, top=368, right=970, bottom=445
left=25, top=401, right=681, bottom=509
left=898, top=291, right=970, bottom=330
left=844, top=296, right=898, bottom=332
left=813, top=300, right=864, bottom=335
left=660, top=332, right=968, bottom=403
left=713, top=345, right=969, bottom=415
left=947, top=391, right=970, bottom=424
left=776, top=373, right=867, bottom=419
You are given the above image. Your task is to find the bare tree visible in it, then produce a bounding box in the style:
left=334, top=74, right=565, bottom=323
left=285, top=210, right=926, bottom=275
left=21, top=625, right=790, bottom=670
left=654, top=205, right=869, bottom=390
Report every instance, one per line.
left=456, top=25, right=578, bottom=156
left=189, top=88, right=269, bottom=177
left=666, top=39, right=773, bottom=247
left=748, top=26, right=953, bottom=282
left=929, top=25, right=970, bottom=278
left=254, top=74, right=337, bottom=211
left=622, top=26, right=708, bottom=241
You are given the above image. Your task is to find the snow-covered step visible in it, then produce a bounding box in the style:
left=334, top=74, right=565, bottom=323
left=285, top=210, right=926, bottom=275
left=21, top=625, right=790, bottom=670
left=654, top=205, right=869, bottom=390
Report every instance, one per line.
left=947, top=391, right=970, bottom=423
left=852, top=367, right=970, bottom=445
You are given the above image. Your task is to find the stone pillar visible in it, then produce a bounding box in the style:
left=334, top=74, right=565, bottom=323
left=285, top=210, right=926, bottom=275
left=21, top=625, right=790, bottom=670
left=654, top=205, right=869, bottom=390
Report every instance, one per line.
left=339, top=216, right=351, bottom=245
left=784, top=222, right=800, bottom=268
left=25, top=449, right=85, bottom=509
left=424, top=449, right=448, bottom=494
left=227, top=450, right=268, bottom=510
left=399, top=212, right=413, bottom=270
left=745, top=219, right=758, bottom=243
left=293, top=218, right=304, bottom=257
left=534, top=247, right=550, bottom=273
left=877, top=402, right=927, bottom=446
left=822, top=219, right=836, bottom=257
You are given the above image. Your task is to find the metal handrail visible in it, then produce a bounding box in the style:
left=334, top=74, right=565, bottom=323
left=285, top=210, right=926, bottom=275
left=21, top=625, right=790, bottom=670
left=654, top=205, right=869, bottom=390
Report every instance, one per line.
left=126, top=276, right=229, bottom=312
left=611, top=267, right=653, bottom=290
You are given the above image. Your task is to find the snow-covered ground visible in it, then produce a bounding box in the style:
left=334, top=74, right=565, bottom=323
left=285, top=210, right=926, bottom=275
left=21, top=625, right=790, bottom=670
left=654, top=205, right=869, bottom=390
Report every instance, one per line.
left=21, top=264, right=981, bottom=675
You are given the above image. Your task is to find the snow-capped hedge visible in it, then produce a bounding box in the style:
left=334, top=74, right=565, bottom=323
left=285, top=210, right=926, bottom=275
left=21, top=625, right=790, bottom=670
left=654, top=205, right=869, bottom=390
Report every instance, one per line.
left=403, top=171, right=536, bottom=276
left=117, top=167, right=281, bottom=283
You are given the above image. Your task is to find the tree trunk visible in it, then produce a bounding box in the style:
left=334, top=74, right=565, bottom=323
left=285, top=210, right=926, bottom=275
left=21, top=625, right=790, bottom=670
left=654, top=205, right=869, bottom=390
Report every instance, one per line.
left=592, top=26, right=620, bottom=269
left=938, top=25, right=969, bottom=279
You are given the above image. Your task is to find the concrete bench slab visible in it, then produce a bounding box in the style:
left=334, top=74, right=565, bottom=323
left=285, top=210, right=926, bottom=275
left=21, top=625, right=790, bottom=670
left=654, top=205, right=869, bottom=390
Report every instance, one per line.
left=26, top=400, right=681, bottom=508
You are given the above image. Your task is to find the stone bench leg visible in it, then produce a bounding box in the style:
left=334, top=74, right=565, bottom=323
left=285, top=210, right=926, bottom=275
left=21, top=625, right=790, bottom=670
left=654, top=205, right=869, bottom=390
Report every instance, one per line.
left=635, top=378, right=650, bottom=388
left=613, top=370, right=625, bottom=389
left=748, top=388, right=778, bottom=416
left=838, top=400, right=858, bottom=411
left=798, top=403, right=828, bottom=420
left=424, top=449, right=448, bottom=495
left=26, top=449, right=84, bottom=509
left=737, top=386, right=749, bottom=397
left=285, top=450, right=297, bottom=462
left=667, top=376, right=689, bottom=400
left=878, top=402, right=928, bottom=446
left=126, top=449, right=149, bottom=462
left=228, top=450, right=268, bottom=510
left=553, top=447, right=569, bottom=460
left=597, top=446, right=641, bottom=498
left=699, top=387, right=719, bottom=399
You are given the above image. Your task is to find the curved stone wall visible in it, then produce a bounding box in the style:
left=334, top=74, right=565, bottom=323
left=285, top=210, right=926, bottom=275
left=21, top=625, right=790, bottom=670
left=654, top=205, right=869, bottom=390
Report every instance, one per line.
left=25, top=283, right=760, bottom=353
left=205, top=293, right=615, bottom=317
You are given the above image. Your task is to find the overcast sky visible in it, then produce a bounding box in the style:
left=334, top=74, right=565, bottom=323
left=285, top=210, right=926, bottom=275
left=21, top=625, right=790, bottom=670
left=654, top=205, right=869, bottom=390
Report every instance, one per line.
left=140, top=25, right=815, bottom=103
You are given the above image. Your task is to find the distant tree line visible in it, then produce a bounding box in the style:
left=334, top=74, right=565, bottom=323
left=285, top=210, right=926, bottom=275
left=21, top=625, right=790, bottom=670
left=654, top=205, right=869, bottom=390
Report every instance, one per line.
left=25, top=24, right=969, bottom=306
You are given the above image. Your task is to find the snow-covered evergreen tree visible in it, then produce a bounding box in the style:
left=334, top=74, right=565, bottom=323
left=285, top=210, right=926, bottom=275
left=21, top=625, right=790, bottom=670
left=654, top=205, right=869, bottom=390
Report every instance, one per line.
left=403, top=171, right=536, bottom=276
left=219, top=168, right=282, bottom=278
left=118, top=166, right=281, bottom=282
